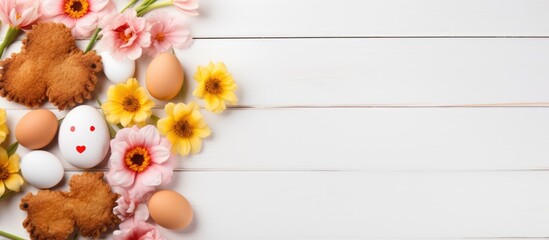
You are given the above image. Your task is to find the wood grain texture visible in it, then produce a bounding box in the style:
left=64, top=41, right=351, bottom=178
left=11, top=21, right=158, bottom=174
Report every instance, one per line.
left=3, top=108, right=549, bottom=171
left=2, top=38, right=549, bottom=109
left=187, top=0, right=549, bottom=37
left=0, top=0, right=547, bottom=239
left=2, top=171, right=549, bottom=239
left=3, top=0, right=549, bottom=38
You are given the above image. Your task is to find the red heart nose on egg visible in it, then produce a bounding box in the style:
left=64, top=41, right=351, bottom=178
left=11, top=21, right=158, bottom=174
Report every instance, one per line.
left=76, top=145, right=86, bottom=153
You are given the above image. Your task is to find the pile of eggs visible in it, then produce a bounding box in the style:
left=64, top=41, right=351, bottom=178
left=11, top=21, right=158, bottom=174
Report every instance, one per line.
left=14, top=52, right=193, bottom=231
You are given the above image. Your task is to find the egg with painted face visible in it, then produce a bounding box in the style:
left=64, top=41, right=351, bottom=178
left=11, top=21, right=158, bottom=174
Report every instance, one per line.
left=58, top=105, right=110, bottom=169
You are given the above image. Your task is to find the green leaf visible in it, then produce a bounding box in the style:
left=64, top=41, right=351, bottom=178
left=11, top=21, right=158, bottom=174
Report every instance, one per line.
left=6, top=142, right=18, bottom=156
left=0, top=189, right=13, bottom=201
left=108, top=124, right=117, bottom=139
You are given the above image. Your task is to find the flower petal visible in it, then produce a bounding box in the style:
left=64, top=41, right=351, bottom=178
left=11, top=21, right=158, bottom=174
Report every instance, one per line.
left=4, top=174, right=23, bottom=192
left=138, top=169, right=162, bottom=187
left=177, top=138, right=191, bottom=156
left=133, top=203, right=150, bottom=222
left=0, top=147, right=8, bottom=168
left=149, top=145, right=171, bottom=164
left=109, top=169, right=135, bottom=188
left=6, top=154, right=19, bottom=173
left=189, top=136, right=203, bottom=154
left=0, top=181, right=5, bottom=197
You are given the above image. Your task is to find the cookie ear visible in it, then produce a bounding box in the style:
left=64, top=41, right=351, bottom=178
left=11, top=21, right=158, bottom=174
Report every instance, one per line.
left=82, top=51, right=103, bottom=73
left=19, top=193, right=33, bottom=211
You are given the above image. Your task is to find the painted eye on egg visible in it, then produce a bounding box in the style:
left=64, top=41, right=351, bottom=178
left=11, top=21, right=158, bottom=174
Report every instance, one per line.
left=90, top=126, right=95, bottom=132
left=70, top=126, right=75, bottom=132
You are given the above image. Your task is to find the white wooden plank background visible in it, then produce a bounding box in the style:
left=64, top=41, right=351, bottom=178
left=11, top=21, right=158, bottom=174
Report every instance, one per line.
left=4, top=38, right=549, bottom=109
left=1, top=0, right=549, bottom=239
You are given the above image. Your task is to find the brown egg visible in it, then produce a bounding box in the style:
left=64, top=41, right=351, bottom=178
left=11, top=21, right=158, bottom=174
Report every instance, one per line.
left=15, top=109, right=58, bottom=149
left=145, top=53, right=184, bottom=100
left=148, top=190, right=193, bottom=230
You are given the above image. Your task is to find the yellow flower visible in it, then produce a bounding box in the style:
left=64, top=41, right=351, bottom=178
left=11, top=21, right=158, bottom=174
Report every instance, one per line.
left=193, top=62, right=238, bottom=113
left=0, top=147, right=23, bottom=196
left=157, top=102, right=211, bottom=156
left=0, top=109, right=8, bottom=144
left=102, top=78, right=155, bottom=127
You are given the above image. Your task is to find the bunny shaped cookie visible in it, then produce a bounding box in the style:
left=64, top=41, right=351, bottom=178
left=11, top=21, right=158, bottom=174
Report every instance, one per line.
left=0, top=23, right=102, bottom=110
left=20, top=172, right=119, bottom=240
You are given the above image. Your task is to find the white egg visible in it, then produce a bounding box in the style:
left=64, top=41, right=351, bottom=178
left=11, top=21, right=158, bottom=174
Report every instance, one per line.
left=21, top=151, right=64, bottom=189
left=58, top=105, right=110, bottom=169
left=100, top=51, right=135, bottom=83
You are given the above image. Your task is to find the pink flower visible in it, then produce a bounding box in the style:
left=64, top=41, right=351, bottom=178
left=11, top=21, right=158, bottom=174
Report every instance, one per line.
left=145, top=11, right=192, bottom=56
left=114, top=194, right=149, bottom=221
left=113, top=203, right=165, bottom=240
left=99, top=9, right=151, bottom=60
left=106, top=125, right=175, bottom=200
left=41, top=0, right=115, bottom=38
left=0, top=0, right=41, bottom=30
left=172, top=0, right=199, bottom=16
left=113, top=221, right=165, bottom=240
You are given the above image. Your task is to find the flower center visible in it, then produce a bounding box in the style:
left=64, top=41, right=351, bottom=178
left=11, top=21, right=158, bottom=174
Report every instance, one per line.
left=0, top=166, right=9, bottom=181
left=124, top=147, right=151, bottom=173
left=64, top=0, right=89, bottom=19
left=205, top=79, right=223, bottom=94
left=155, top=33, right=165, bottom=42
left=122, top=95, right=140, bottom=112
left=174, top=121, right=193, bottom=138
left=115, top=24, right=133, bottom=43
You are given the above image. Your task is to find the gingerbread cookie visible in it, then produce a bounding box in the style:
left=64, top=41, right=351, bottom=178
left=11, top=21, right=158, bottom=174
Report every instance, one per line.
left=20, top=172, right=119, bottom=240
left=0, top=23, right=102, bottom=110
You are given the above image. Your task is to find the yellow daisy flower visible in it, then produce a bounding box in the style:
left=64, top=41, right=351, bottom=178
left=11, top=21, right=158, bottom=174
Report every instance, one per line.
left=102, top=78, right=155, bottom=127
left=193, top=62, right=238, bottom=113
left=0, top=109, right=8, bottom=144
left=0, top=147, right=23, bottom=196
left=157, top=102, right=211, bottom=156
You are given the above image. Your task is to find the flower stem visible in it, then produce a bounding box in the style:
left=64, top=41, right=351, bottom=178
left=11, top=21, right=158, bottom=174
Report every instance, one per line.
left=137, top=2, right=172, bottom=16
left=121, top=0, right=140, bottom=12
left=0, top=27, right=21, bottom=58
left=84, top=28, right=102, bottom=53
left=136, top=0, right=158, bottom=12
left=0, top=230, right=25, bottom=240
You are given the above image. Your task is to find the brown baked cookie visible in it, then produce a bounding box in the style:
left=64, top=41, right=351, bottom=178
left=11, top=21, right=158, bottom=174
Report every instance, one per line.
left=20, top=172, right=119, bottom=240
left=0, top=23, right=102, bottom=110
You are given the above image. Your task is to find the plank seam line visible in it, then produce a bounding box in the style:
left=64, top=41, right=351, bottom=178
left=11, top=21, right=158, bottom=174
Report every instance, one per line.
left=4, top=105, right=549, bottom=111
left=3, top=36, right=549, bottom=45
left=63, top=169, right=549, bottom=173
left=193, top=36, right=549, bottom=40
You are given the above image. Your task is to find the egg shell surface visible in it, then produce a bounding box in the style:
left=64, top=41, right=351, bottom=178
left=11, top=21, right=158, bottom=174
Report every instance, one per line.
left=100, top=51, right=136, bottom=84
left=21, top=151, right=64, bottom=189
left=58, top=105, right=110, bottom=169
left=148, top=190, right=194, bottom=230
left=145, top=53, right=184, bottom=100
left=15, top=109, right=58, bottom=149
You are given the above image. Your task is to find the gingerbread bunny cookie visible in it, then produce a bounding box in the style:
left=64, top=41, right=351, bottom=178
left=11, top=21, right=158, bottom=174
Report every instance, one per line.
left=0, top=23, right=102, bottom=110
left=20, top=172, right=119, bottom=240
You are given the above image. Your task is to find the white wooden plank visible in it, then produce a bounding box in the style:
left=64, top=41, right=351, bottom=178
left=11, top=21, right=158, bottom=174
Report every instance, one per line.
left=1, top=171, right=549, bottom=239
left=4, top=108, right=549, bottom=171
left=3, top=0, right=549, bottom=38
left=2, top=38, right=549, bottom=110
left=186, top=0, right=549, bottom=37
